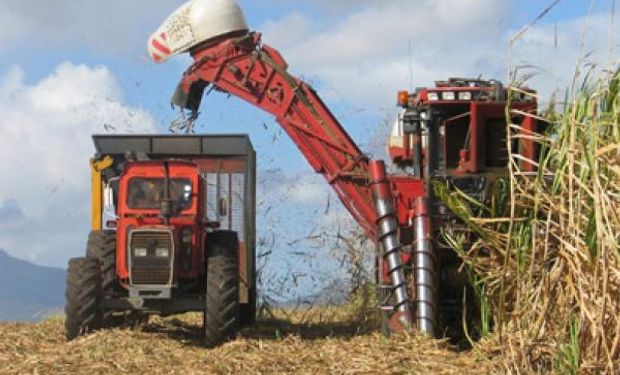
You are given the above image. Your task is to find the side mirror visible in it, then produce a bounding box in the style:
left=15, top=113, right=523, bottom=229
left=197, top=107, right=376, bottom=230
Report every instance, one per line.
left=218, top=197, right=228, bottom=217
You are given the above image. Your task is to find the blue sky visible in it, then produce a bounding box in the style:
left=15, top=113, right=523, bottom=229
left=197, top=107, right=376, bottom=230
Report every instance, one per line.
left=0, top=0, right=617, bottom=299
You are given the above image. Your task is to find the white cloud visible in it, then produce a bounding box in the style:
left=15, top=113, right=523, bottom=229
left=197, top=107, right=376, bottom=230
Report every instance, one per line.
left=0, top=199, right=24, bottom=223
left=258, top=1, right=619, bottom=109
left=261, top=12, right=310, bottom=50
left=0, top=63, right=156, bottom=265
left=0, top=0, right=182, bottom=56
left=0, top=8, right=24, bottom=50
left=509, top=13, right=620, bottom=103
left=256, top=169, right=332, bottom=217
left=258, top=0, right=509, bottom=108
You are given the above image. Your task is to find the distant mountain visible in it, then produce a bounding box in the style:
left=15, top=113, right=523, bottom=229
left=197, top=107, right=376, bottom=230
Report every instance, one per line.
left=0, top=249, right=65, bottom=321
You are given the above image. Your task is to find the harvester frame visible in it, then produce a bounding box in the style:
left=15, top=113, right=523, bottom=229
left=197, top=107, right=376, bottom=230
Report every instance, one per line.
left=164, top=31, right=539, bottom=337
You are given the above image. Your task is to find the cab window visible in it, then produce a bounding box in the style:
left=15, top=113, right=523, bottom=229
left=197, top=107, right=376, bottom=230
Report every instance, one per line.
left=127, top=178, right=192, bottom=211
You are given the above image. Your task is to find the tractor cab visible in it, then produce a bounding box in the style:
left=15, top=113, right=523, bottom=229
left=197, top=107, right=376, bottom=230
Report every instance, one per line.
left=123, top=166, right=194, bottom=213
left=389, top=78, right=538, bottom=179
left=119, top=160, right=198, bottom=216
left=114, top=160, right=202, bottom=299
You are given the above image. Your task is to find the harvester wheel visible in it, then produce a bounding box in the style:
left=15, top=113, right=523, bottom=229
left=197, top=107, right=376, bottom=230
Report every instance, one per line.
left=65, top=257, right=103, bottom=340
left=204, top=230, right=240, bottom=347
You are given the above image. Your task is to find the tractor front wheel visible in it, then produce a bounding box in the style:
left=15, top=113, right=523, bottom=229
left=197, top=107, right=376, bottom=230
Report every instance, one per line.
left=86, top=230, right=116, bottom=297
left=65, top=257, right=103, bottom=340
left=86, top=230, right=123, bottom=328
left=203, top=230, right=240, bottom=347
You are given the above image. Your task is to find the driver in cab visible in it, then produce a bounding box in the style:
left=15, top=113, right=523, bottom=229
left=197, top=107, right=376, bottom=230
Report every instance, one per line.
left=129, top=180, right=161, bottom=209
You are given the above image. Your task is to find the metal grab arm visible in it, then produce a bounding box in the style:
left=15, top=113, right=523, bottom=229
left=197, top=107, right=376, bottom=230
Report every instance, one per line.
left=176, top=32, right=379, bottom=238
left=173, top=32, right=432, bottom=334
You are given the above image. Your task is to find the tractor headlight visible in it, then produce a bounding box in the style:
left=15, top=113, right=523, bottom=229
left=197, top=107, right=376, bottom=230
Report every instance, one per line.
left=442, top=91, right=455, bottom=100
left=427, top=92, right=439, bottom=101
left=458, top=91, right=472, bottom=100
left=134, top=248, right=148, bottom=257
left=155, top=248, right=170, bottom=258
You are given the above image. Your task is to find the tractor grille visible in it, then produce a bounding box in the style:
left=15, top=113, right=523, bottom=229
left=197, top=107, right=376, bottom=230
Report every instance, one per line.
left=131, top=269, right=171, bottom=285
left=129, top=230, right=173, bottom=285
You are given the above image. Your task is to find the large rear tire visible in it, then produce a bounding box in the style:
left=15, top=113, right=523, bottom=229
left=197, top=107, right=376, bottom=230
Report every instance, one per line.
left=203, top=230, right=240, bottom=347
left=65, top=257, right=103, bottom=340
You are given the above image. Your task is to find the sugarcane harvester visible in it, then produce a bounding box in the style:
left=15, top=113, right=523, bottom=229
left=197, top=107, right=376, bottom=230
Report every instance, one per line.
left=149, top=0, right=539, bottom=337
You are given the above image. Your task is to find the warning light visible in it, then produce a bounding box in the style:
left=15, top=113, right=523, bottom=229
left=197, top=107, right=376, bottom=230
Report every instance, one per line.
left=397, top=91, right=409, bottom=107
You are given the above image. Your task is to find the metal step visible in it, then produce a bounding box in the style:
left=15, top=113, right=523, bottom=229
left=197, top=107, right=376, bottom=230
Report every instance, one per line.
left=376, top=284, right=396, bottom=310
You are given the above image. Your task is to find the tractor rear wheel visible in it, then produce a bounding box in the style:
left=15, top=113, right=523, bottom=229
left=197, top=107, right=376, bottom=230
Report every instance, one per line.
left=65, top=257, right=103, bottom=340
left=203, top=230, right=240, bottom=347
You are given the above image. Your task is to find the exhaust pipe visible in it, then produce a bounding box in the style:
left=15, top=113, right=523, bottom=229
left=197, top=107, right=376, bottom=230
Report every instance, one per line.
left=369, top=160, right=412, bottom=331
left=160, top=162, right=173, bottom=226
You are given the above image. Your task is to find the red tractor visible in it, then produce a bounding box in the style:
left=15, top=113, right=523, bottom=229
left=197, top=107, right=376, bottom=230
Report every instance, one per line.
left=146, top=0, right=539, bottom=339
left=65, top=135, right=256, bottom=346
